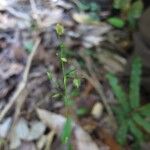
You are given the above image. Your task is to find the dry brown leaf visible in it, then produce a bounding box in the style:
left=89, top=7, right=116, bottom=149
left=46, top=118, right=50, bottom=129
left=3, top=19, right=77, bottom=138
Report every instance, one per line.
left=99, top=128, right=121, bottom=150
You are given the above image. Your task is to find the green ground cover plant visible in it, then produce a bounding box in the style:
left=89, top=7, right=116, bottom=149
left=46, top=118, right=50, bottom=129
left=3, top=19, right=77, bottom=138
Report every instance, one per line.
left=108, top=0, right=143, bottom=28
left=47, top=23, right=81, bottom=150
left=107, top=56, right=150, bottom=148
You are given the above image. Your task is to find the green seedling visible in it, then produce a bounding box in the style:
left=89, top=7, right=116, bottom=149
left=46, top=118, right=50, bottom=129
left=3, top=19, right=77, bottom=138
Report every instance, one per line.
left=47, top=23, right=81, bottom=149
left=107, top=17, right=125, bottom=28
left=106, top=56, right=150, bottom=148
left=112, top=0, right=143, bottom=28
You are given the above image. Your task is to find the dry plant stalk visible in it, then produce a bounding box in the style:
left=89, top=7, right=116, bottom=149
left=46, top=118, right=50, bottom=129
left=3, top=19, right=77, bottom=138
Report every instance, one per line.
left=0, top=38, right=41, bottom=122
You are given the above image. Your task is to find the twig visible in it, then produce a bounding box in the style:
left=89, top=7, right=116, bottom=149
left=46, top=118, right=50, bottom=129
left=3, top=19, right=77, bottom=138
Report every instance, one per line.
left=76, top=52, right=117, bottom=129
left=81, top=71, right=117, bottom=129
left=0, top=38, right=41, bottom=122
left=6, top=7, right=30, bottom=20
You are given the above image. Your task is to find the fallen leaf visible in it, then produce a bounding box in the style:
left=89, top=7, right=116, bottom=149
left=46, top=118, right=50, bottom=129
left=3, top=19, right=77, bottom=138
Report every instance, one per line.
left=37, top=135, right=47, bottom=150
left=72, top=12, right=99, bottom=25
left=99, top=128, right=121, bottom=150
left=16, top=118, right=30, bottom=140
left=36, top=108, right=99, bottom=150
left=19, top=141, right=36, bottom=150
left=0, top=117, right=12, bottom=138
left=27, top=121, right=46, bottom=141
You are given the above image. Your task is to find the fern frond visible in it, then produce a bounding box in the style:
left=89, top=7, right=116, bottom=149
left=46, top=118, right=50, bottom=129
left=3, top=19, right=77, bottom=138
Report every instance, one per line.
left=116, top=120, right=129, bottom=145
left=138, top=103, right=150, bottom=117
left=129, top=120, right=144, bottom=142
left=106, top=73, right=129, bottom=113
left=129, top=56, right=142, bottom=108
left=132, top=113, right=150, bottom=133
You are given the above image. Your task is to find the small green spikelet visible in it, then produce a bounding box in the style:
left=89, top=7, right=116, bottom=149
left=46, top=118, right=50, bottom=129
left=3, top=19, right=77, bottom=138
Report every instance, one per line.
left=55, top=23, right=64, bottom=36
left=73, top=78, right=81, bottom=88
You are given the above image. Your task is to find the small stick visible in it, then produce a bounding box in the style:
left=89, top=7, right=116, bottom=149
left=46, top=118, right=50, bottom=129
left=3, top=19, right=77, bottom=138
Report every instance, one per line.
left=0, top=38, right=41, bottom=122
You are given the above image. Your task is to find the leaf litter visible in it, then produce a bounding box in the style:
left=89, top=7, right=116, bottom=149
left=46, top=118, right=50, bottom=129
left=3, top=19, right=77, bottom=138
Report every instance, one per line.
left=0, top=0, right=149, bottom=150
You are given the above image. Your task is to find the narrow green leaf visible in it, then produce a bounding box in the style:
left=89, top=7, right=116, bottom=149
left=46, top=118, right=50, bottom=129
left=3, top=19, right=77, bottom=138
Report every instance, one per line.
left=133, top=113, right=150, bottom=133
left=64, top=97, right=74, bottom=107
left=129, top=56, right=142, bottom=109
left=52, top=93, right=60, bottom=98
left=61, top=117, right=72, bottom=144
left=116, top=120, right=129, bottom=145
left=107, top=17, right=125, bottom=28
left=138, top=103, right=150, bottom=117
left=65, top=68, right=76, bottom=77
left=76, top=107, right=88, bottom=116
left=106, top=73, right=129, bottom=113
left=64, top=76, right=67, bottom=87
left=129, top=120, right=144, bottom=142
left=47, top=71, right=53, bottom=81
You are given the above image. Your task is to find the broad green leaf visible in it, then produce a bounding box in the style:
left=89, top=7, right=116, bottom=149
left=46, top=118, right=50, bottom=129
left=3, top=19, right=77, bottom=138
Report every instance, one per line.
left=127, top=0, right=143, bottom=28
left=129, top=120, right=144, bottom=142
left=129, top=0, right=143, bottom=18
left=133, top=113, right=150, bottom=133
left=55, top=23, right=64, bottom=36
left=116, top=120, right=129, bottom=145
left=138, top=103, right=150, bottom=117
left=61, top=117, right=72, bottom=144
left=106, top=73, right=129, bottom=113
left=129, top=56, right=142, bottom=109
left=73, top=78, right=81, bottom=88
left=107, top=17, right=125, bottom=28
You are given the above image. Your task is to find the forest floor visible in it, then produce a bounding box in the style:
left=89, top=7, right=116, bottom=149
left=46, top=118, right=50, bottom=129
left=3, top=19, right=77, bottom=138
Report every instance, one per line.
left=0, top=0, right=149, bottom=150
